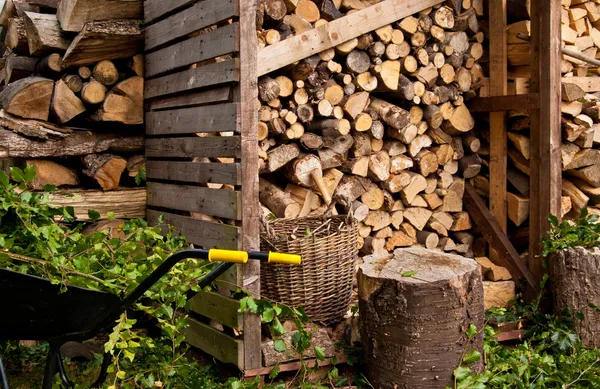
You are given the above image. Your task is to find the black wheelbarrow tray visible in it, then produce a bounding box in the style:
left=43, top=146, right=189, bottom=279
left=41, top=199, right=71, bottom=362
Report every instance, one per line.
left=0, top=249, right=300, bottom=389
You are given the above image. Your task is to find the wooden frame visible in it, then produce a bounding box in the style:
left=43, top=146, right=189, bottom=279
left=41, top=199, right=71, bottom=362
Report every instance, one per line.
left=466, top=0, right=562, bottom=292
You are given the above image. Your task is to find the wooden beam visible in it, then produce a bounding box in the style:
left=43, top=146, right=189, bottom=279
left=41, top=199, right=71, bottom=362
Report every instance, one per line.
left=489, top=0, right=508, bottom=265
left=469, top=93, right=539, bottom=112
left=529, top=0, right=562, bottom=281
left=239, top=0, right=261, bottom=371
left=257, top=0, right=445, bottom=76
left=464, top=183, right=538, bottom=293
left=185, top=317, right=243, bottom=367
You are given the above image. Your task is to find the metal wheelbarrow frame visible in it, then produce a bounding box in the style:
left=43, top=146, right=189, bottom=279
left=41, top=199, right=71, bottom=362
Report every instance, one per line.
left=0, top=249, right=300, bottom=389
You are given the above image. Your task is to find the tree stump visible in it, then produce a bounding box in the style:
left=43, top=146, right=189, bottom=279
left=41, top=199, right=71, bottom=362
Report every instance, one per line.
left=551, top=247, right=600, bottom=348
left=358, top=248, right=484, bottom=389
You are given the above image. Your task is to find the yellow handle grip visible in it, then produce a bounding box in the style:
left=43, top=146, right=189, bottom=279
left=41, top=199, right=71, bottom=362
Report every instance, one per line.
left=208, top=249, right=248, bottom=264
left=268, top=252, right=302, bottom=265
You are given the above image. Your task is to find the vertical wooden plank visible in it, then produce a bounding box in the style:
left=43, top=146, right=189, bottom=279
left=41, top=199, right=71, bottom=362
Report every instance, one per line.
left=488, top=0, right=508, bottom=264
left=238, top=0, right=261, bottom=371
left=529, top=0, right=562, bottom=281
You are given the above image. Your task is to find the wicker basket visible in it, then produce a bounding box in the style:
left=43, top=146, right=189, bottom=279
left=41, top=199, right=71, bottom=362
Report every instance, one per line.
left=260, top=215, right=358, bottom=324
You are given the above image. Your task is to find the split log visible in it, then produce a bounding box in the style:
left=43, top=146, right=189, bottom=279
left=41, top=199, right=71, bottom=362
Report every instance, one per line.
left=36, top=53, right=62, bottom=78
left=5, top=16, right=28, bottom=55
left=49, top=187, right=145, bottom=220
left=62, top=20, right=143, bottom=66
left=3, top=55, right=37, bottom=85
left=25, top=159, right=79, bottom=190
left=259, top=178, right=301, bottom=219
left=93, top=76, right=143, bottom=125
left=0, top=77, right=54, bottom=121
left=57, top=0, right=142, bottom=32
left=51, top=79, right=86, bottom=124
left=359, top=248, right=484, bottom=389
left=23, top=12, right=70, bottom=56
left=82, top=154, right=127, bottom=190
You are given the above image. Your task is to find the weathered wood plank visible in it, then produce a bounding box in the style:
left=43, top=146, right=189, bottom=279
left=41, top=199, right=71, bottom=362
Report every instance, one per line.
left=189, top=291, right=243, bottom=330
left=49, top=188, right=146, bottom=220
left=57, top=0, right=142, bottom=32
left=147, top=85, right=232, bottom=111
left=469, top=94, right=539, bottom=112
left=146, top=103, right=239, bottom=135
left=489, top=0, right=508, bottom=266
left=145, top=136, right=241, bottom=158
left=147, top=209, right=239, bottom=250
left=144, top=59, right=239, bottom=99
left=185, top=317, right=244, bottom=367
left=145, top=23, right=239, bottom=78
left=144, top=0, right=197, bottom=25
left=257, top=0, right=445, bottom=76
left=147, top=182, right=241, bottom=220
left=239, top=0, right=262, bottom=371
left=529, top=0, right=562, bottom=280
left=146, top=161, right=241, bottom=185
left=145, top=0, right=238, bottom=51
left=464, top=183, right=537, bottom=293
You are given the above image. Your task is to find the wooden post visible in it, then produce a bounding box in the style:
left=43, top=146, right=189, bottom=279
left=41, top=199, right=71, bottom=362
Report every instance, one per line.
left=239, top=0, right=262, bottom=371
left=528, top=0, right=562, bottom=281
left=488, top=0, right=507, bottom=264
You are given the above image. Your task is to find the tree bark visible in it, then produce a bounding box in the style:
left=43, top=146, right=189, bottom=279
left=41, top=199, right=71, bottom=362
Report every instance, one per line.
left=359, top=248, right=484, bottom=389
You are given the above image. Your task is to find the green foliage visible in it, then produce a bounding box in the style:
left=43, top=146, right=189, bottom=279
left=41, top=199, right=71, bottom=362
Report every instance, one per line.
left=0, top=169, right=219, bottom=388
left=135, top=167, right=146, bottom=186
left=543, top=208, right=600, bottom=256
left=451, top=287, right=600, bottom=389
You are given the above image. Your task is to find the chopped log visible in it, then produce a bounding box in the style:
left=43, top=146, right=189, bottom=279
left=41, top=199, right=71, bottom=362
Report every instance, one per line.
left=344, top=91, right=370, bottom=119
left=417, top=230, right=440, bottom=249
left=562, top=82, right=586, bottom=102
left=126, top=155, right=145, bottom=178
left=299, top=132, right=324, bottom=150
left=483, top=281, right=516, bottom=309
left=51, top=79, right=86, bottom=124
left=0, top=127, right=143, bottom=158
left=367, top=151, right=391, bottom=182
left=78, top=66, right=91, bottom=80
left=362, top=185, right=385, bottom=210
left=459, top=153, right=482, bottom=178
left=82, top=154, right=126, bottom=190
left=507, top=192, right=529, bottom=227
left=369, top=97, right=410, bottom=131
left=258, top=76, right=281, bottom=102
left=6, top=16, right=28, bottom=55
left=23, top=12, right=69, bottom=56
left=263, top=143, right=300, bottom=173
left=0, top=77, right=54, bottom=121
left=401, top=173, right=427, bottom=204
left=403, top=207, right=432, bottom=230
left=442, top=104, right=474, bottom=135
left=93, top=76, right=143, bottom=125
left=364, top=210, right=391, bottom=231
left=359, top=248, right=483, bottom=389
left=36, top=53, right=62, bottom=78
left=92, top=60, right=119, bottom=86
left=62, top=20, right=143, bottom=67
left=568, top=163, right=600, bottom=187
left=3, top=55, right=37, bottom=85
left=80, top=79, right=107, bottom=104
left=563, top=179, right=589, bottom=213
left=551, top=247, right=600, bottom=348
left=259, top=178, right=301, bottom=219
left=57, top=0, right=142, bottom=32
left=25, top=159, right=79, bottom=190
left=61, top=75, right=85, bottom=94
left=50, top=187, right=145, bottom=220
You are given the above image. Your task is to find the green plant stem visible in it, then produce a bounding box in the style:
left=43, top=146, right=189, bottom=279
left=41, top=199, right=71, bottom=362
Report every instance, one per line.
left=1, top=250, right=125, bottom=291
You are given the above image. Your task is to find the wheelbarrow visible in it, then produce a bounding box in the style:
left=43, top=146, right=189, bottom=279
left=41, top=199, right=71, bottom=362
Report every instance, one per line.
left=0, top=249, right=301, bottom=389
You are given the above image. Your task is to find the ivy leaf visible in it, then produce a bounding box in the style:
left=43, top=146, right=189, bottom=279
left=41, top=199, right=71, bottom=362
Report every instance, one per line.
left=0, top=171, right=9, bottom=188
left=123, top=349, right=135, bottom=362
left=402, top=271, right=418, bottom=278
left=466, top=323, right=477, bottom=339
left=23, top=165, right=36, bottom=183
left=88, top=210, right=101, bottom=222
left=314, top=346, right=325, bottom=362
left=107, top=211, right=115, bottom=221
left=454, top=366, right=472, bottom=381
left=10, top=167, right=25, bottom=183
left=270, top=317, right=286, bottom=336
left=462, top=350, right=481, bottom=365
left=262, top=307, right=275, bottom=323
left=42, top=184, right=58, bottom=193
left=268, top=364, right=280, bottom=379
left=273, top=339, right=286, bottom=353
left=549, top=214, right=559, bottom=227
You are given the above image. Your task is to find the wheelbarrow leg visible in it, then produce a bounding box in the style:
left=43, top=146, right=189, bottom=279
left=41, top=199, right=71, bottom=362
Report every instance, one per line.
left=0, top=351, right=9, bottom=389
left=43, top=344, right=73, bottom=389
left=91, top=353, right=112, bottom=388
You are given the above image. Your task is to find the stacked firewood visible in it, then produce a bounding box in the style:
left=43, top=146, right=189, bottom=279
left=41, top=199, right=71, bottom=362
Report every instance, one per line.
left=472, top=1, right=600, bottom=256
left=0, top=0, right=145, bottom=194
left=256, top=0, right=486, bottom=256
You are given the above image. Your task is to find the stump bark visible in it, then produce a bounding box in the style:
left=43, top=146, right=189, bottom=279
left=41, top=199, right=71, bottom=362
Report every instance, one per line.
left=551, top=247, right=600, bottom=348
left=358, top=247, right=484, bottom=389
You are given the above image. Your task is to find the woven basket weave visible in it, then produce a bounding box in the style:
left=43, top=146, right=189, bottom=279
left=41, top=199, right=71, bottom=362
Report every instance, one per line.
left=260, top=215, right=358, bottom=324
